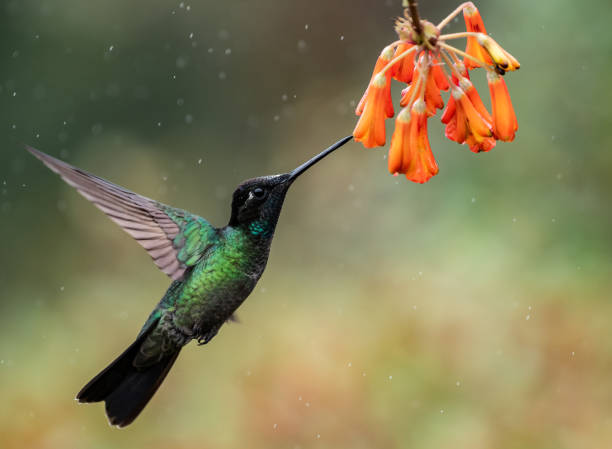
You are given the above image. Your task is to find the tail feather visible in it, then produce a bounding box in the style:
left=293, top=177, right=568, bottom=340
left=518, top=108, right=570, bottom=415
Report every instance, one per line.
left=104, top=352, right=179, bottom=427
left=76, top=319, right=181, bottom=427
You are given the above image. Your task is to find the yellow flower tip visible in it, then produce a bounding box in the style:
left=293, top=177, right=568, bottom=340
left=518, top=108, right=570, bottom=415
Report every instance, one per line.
left=464, top=4, right=478, bottom=17
left=454, top=61, right=467, bottom=77
left=451, top=86, right=465, bottom=100
left=381, top=45, right=395, bottom=61
left=458, top=77, right=473, bottom=92
left=478, top=35, right=520, bottom=72
left=412, top=98, right=427, bottom=115
left=397, top=106, right=412, bottom=123
left=372, top=72, right=387, bottom=88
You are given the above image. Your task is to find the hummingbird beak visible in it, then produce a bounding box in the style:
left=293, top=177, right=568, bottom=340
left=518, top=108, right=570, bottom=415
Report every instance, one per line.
left=288, top=135, right=353, bottom=182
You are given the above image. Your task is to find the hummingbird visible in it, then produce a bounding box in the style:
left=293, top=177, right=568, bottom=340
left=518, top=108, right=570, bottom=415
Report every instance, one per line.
left=27, top=135, right=352, bottom=427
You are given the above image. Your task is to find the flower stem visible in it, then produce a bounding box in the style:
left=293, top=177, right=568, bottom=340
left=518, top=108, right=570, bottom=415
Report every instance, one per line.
left=439, top=50, right=464, bottom=80
left=403, top=0, right=423, bottom=39
left=437, top=2, right=473, bottom=30
left=439, top=31, right=484, bottom=41
left=440, top=42, right=494, bottom=71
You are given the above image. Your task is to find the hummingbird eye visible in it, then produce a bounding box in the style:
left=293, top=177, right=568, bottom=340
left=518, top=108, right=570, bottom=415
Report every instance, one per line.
left=251, top=187, right=266, bottom=200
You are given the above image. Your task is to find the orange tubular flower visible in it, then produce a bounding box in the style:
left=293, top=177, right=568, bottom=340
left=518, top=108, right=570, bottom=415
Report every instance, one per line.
left=488, top=72, right=518, bottom=141
left=356, top=46, right=395, bottom=118
left=388, top=108, right=411, bottom=175
left=393, top=43, right=415, bottom=83
left=400, top=57, right=446, bottom=116
left=353, top=73, right=389, bottom=148
left=389, top=100, right=439, bottom=183
left=353, top=1, right=520, bottom=183
left=442, top=86, right=493, bottom=152
left=463, top=4, right=492, bottom=70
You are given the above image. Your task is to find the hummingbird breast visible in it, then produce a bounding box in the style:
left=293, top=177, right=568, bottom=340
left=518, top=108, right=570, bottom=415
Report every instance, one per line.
left=170, top=227, right=270, bottom=340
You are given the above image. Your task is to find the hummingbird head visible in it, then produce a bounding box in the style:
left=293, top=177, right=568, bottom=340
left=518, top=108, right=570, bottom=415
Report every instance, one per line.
left=228, top=135, right=352, bottom=237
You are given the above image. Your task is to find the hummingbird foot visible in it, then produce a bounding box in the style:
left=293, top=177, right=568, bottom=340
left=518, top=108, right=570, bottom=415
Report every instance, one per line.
left=196, top=325, right=222, bottom=345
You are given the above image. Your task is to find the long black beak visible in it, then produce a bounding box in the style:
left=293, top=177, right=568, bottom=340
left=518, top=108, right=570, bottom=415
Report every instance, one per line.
left=288, top=135, right=353, bottom=182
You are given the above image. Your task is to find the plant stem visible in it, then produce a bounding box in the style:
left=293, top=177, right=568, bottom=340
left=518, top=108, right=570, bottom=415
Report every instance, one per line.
left=404, top=0, right=423, bottom=39
left=437, top=2, right=472, bottom=30
left=439, top=31, right=484, bottom=41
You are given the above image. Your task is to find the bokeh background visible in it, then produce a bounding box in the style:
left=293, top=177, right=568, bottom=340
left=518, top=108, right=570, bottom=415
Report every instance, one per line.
left=1, top=0, right=611, bottom=448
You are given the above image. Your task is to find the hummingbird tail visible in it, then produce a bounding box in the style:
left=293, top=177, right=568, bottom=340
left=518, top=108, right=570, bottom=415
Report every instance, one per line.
left=76, top=319, right=181, bottom=427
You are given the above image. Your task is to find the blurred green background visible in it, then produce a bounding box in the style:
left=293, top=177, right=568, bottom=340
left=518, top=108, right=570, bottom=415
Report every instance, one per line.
left=1, top=0, right=611, bottom=448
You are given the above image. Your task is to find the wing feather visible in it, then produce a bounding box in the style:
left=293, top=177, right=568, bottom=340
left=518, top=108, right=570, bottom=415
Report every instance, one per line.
left=27, top=146, right=218, bottom=280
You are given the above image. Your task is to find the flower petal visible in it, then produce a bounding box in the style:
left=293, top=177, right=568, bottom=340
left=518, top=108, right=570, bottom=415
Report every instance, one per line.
left=356, top=45, right=396, bottom=117
left=393, top=43, right=416, bottom=83
left=459, top=78, right=492, bottom=124
left=463, top=5, right=492, bottom=70
left=353, top=74, right=389, bottom=148
left=388, top=107, right=411, bottom=174
left=404, top=100, right=439, bottom=183
left=487, top=72, right=518, bottom=141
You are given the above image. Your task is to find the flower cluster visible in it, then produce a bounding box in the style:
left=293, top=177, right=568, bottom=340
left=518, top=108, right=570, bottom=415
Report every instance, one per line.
left=353, top=2, right=519, bottom=183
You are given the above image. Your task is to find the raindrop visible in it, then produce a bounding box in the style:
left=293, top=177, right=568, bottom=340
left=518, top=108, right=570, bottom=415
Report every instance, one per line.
left=218, top=71, right=227, bottom=80
left=176, top=56, right=188, bottom=69
left=224, top=48, right=232, bottom=55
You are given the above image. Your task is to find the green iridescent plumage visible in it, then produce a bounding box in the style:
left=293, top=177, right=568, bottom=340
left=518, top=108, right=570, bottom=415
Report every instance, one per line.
left=26, top=135, right=352, bottom=427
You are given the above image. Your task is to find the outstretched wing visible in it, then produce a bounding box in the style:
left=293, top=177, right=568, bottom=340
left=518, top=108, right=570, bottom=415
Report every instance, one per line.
left=27, top=146, right=218, bottom=281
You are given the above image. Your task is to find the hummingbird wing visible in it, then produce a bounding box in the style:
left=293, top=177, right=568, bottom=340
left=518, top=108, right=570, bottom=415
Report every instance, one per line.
left=27, top=146, right=218, bottom=281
